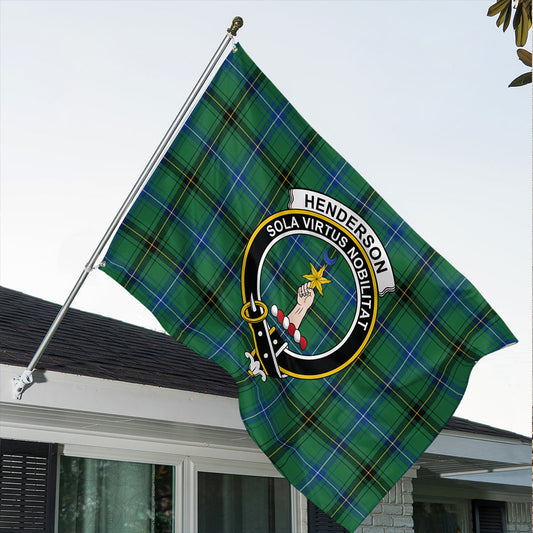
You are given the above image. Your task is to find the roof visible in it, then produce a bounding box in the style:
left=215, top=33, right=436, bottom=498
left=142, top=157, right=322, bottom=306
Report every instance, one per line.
left=443, top=416, right=530, bottom=443
left=0, top=285, right=237, bottom=398
left=1, top=286, right=529, bottom=443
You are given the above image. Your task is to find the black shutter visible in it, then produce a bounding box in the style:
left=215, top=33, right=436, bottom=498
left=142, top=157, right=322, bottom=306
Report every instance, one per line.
left=472, top=500, right=507, bottom=533
left=307, top=500, right=349, bottom=533
left=0, top=439, right=58, bottom=532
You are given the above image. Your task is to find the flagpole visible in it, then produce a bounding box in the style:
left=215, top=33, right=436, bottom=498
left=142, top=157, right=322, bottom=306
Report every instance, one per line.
left=12, top=16, right=244, bottom=400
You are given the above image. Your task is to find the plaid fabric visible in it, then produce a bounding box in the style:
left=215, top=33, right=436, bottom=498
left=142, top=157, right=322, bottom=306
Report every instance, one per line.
left=101, top=45, right=516, bottom=532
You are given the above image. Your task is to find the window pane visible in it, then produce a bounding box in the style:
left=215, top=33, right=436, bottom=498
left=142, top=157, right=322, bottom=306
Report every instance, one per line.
left=198, top=472, right=291, bottom=533
left=58, top=456, right=174, bottom=533
left=414, top=502, right=462, bottom=533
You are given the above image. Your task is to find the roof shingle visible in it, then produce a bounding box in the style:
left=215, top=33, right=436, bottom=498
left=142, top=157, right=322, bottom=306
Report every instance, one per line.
left=0, top=286, right=237, bottom=398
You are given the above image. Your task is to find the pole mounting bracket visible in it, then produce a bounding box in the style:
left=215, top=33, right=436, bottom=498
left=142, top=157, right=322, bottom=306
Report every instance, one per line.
left=13, top=369, right=34, bottom=400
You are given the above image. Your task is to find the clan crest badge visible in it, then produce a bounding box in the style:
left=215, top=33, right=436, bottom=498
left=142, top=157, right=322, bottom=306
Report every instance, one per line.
left=241, top=189, right=395, bottom=380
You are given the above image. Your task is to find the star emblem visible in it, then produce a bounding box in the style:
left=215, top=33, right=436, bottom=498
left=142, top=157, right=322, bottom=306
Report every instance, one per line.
left=303, top=263, right=331, bottom=296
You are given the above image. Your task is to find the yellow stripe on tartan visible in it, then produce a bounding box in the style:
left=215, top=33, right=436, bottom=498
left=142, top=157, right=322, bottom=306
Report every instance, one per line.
left=267, top=391, right=389, bottom=495
left=205, top=87, right=320, bottom=217
left=123, top=72, right=263, bottom=290
left=174, top=251, right=246, bottom=343
left=359, top=189, right=376, bottom=211
left=330, top=371, right=436, bottom=520
left=305, top=305, right=344, bottom=345
left=327, top=251, right=441, bottom=519
left=369, top=250, right=437, bottom=343
left=357, top=252, right=442, bottom=432
left=263, top=133, right=319, bottom=217
left=358, top=359, right=438, bottom=434
left=120, top=220, right=241, bottom=333
left=369, top=250, right=476, bottom=362
left=330, top=306, right=493, bottom=521
left=204, top=91, right=295, bottom=188
left=161, top=156, right=248, bottom=238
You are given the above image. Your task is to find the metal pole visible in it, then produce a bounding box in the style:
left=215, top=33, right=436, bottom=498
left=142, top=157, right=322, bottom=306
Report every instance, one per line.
left=13, top=16, right=244, bottom=400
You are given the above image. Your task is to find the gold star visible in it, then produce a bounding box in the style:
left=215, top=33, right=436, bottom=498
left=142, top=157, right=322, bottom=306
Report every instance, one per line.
left=303, top=263, right=331, bottom=296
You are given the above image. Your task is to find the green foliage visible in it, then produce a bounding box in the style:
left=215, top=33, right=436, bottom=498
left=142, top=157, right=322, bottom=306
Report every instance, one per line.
left=517, top=47, right=533, bottom=65
left=508, top=71, right=532, bottom=85
left=488, top=0, right=532, bottom=86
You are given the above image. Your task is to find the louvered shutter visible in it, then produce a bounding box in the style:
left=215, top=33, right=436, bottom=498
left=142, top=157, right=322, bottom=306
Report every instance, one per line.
left=472, top=500, right=507, bottom=533
left=0, top=439, right=58, bottom=532
left=307, top=500, right=349, bottom=533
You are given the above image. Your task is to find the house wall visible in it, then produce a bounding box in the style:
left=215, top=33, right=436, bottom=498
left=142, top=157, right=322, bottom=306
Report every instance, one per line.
left=414, top=476, right=532, bottom=533
left=506, top=502, right=532, bottom=533
left=1, top=364, right=530, bottom=533
left=356, top=471, right=416, bottom=533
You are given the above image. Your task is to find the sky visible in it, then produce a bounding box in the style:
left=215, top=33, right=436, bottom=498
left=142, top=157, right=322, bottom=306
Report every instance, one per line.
left=1, top=1, right=531, bottom=436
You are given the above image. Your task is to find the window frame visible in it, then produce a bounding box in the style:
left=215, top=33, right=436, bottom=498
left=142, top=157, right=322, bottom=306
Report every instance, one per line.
left=59, top=444, right=306, bottom=533
left=184, top=456, right=306, bottom=533
left=413, top=495, right=471, bottom=533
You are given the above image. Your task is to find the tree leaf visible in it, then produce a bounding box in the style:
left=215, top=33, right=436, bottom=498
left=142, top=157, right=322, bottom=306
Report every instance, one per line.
left=502, top=3, right=513, bottom=31
left=515, top=3, right=532, bottom=46
left=488, top=0, right=511, bottom=17
left=513, top=2, right=522, bottom=30
left=517, top=48, right=532, bottom=66
left=516, top=20, right=529, bottom=46
left=497, top=2, right=513, bottom=27
left=508, top=71, right=532, bottom=86
left=497, top=3, right=507, bottom=26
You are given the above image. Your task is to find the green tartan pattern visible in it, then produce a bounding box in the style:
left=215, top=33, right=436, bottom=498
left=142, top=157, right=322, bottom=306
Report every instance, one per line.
left=101, top=45, right=516, bottom=531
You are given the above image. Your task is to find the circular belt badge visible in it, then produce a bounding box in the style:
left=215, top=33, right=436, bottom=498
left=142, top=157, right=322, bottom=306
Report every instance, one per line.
left=241, top=189, right=395, bottom=380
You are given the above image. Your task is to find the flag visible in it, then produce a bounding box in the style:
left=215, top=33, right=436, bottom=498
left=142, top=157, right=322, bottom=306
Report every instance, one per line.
left=100, top=45, right=516, bottom=531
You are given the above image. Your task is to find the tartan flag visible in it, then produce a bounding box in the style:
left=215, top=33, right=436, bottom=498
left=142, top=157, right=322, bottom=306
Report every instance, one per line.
left=101, top=45, right=516, bottom=531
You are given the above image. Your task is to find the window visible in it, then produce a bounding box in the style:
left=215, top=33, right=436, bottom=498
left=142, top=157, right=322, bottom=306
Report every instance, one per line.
left=2, top=439, right=298, bottom=532
left=197, top=471, right=292, bottom=533
left=0, top=439, right=58, bottom=533
left=414, top=501, right=463, bottom=533
left=58, top=456, right=174, bottom=533
left=472, top=500, right=506, bottom=533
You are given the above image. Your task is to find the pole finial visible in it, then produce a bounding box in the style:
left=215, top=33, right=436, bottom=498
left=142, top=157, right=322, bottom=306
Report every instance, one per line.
left=228, top=16, right=244, bottom=36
